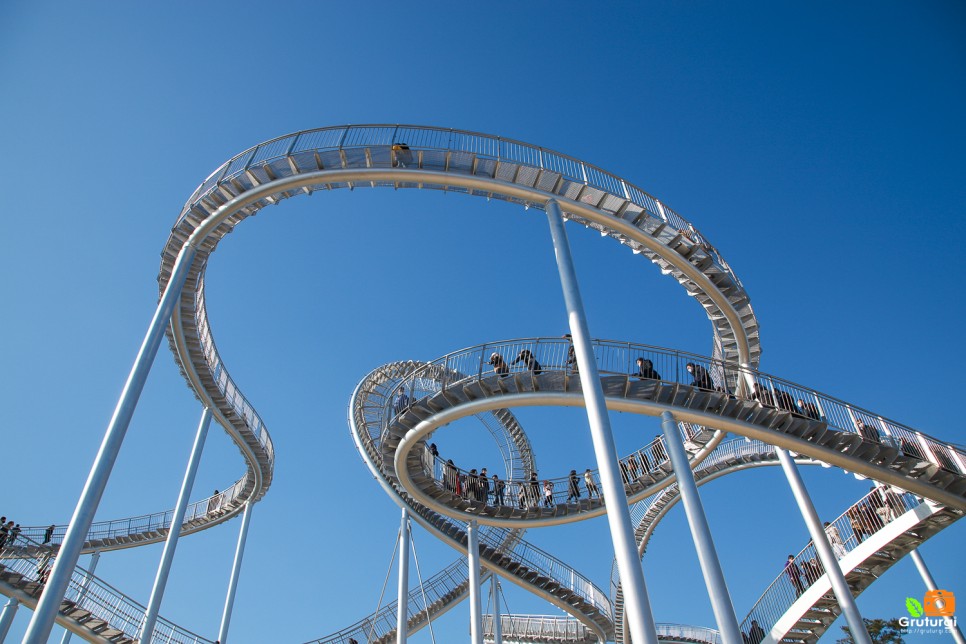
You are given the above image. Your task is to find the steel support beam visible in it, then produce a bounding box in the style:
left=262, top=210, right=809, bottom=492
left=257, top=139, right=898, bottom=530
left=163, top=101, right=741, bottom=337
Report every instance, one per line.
left=22, top=243, right=198, bottom=644
left=468, top=519, right=483, bottom=644
left=909, top=549, right=965, bottom=644
left=218, top=501, right=253, bottom=644
left=60, top=551, right=100, bottom=644
left=141, top=407, right=213, bottom=643
left=0, top=598, right=19, bottom=642
left=396, top=508, right=410, bottom=644
left=775, top=448, right=871, bottom=644
left=660, top=412, right=742, bottom=644
left=490, top=577, right=503, bottom=644
left=545, top=198, right=659, bottom=644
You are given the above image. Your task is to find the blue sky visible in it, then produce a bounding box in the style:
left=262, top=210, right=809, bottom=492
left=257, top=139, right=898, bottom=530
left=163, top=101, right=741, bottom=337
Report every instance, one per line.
left=1, top=2, right=964, bottom=643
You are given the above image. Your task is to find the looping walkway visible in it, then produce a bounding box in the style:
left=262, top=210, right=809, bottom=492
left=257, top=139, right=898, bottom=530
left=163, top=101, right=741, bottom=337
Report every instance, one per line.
left=4, top=125, right=963, bottom=644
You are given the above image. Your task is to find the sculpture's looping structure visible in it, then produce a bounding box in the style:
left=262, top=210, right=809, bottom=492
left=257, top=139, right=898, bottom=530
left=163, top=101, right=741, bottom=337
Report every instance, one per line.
left=2, top=125, right=964, bottom=644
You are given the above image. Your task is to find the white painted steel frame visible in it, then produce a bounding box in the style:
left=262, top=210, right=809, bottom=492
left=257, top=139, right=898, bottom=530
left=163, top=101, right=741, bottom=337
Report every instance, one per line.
left=774, top=448, right=871, bottom=644
left=397, top=508, right=410, bottom=644
left=392, top=393, right=966, bottom=523
left=908, top=549, right=966, bottom=644
left=658, top=411, right=742, bottom=644
left=545, top=198, right=659, bottom=644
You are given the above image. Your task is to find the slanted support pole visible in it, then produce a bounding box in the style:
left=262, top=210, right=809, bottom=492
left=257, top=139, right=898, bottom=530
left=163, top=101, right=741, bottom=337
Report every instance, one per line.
left=60, top=551, right=101, bottom=644
left=0, top=598, right=19, bottom=642
left=468, top=519, right=483, bottom=644
left=545, top=198, right=659, bottom=644
left=774, top=448, right=871, bottom=644
left=22, top=243, right=198, bottom=644
left=141, top=407, right=213, bottom=643
left=909, top=549, right=965, bottom=644
left=396, top=508, right=410, bottom=644
left=218, top=500, right=253, bottom=644
left=660, top=412, right=742, bottom=644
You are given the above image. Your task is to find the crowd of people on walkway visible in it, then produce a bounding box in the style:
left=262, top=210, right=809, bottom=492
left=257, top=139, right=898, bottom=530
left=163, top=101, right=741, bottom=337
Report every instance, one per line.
left=431, top=444, right=604, bottom=510
left=0, top=517, right=21, bottom=549
left=477, top=346, right=959, bottom=473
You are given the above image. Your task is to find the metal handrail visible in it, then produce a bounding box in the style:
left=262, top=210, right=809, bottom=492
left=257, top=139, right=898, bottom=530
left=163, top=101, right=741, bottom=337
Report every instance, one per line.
left=418, top=433, right=674, bottom=510
left=738, top=487, right=926, bottom=637
left=393, top=337, right=966, bottom=477
left=14, top=478, right=248, bottom=547
left=655, top=623, right=723, bottom=644
left=482, top=614, right=593, bottom=640
left=176, top=124, right=737, bottom=286
left=0, top=535, right=211, bottom=643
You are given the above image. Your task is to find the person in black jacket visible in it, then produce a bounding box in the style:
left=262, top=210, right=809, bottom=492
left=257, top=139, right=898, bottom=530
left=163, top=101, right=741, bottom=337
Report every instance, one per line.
left=512, top=349, right=542, bottom=375
left=635, top=357, right=661, bottom=380
left=685, top=362, right=714, bottom=390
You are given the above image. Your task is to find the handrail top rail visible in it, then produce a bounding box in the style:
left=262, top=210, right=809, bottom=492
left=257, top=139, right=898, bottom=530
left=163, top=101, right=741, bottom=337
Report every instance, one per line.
left=396, top=336, right=963, bottom=462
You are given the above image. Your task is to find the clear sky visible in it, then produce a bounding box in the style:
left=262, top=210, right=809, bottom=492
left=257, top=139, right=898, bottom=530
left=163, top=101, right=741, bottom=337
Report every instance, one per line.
left=1, top=2, right=964, bottom=643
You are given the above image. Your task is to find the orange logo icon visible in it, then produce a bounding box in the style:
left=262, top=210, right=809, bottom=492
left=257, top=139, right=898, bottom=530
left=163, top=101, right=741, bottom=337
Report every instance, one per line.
left=924, top=590, right=956, bottom=617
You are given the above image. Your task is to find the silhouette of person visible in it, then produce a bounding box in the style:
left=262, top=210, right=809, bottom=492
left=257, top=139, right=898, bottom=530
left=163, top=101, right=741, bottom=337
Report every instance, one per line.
left=584, top=469, right=600, bottom=498
left=635, top=357, right=661, bottom=380
left=567, top=470, right=581, bottom=502
left=749, top=620, right=765, bottom=644
left=393, top=387, right=410, bottom=415
left=796, top=398, right=821, bottom=420
left=543, top=480, right=554, bottom=507
left=785, top=555, right=806, bottom=596
left=512, top=349, right=542, bottom=375
left=854, top=418, right=881, bottom=443
left=563, top=335, right=578, bottom=373
left=685, top=362, right=714, bottom=390
left=391, top=142, right=413, bottom=167
left=751, top=383, right=775, bottom=407
left=824, top=521, right=847, bottom=559
left=43, top=524, right=55, bottom=545
left=492, top=474, right=505, bottom=505
left=488, top=353, right=510, bottom=377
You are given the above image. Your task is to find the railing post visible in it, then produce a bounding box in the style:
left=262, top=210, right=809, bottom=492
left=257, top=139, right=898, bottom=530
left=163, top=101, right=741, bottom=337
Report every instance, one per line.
left=218, top=501, right=253, bottom=644
left=0, top=598, right=19, bottom=642
left=774, top=448, right=871, bottom=644
left=468, top=519, right=483, bottom=644
left=141, top=407, right=213, bottom=643
left=61, top=551, right=100, bottom=644
left=544, top=198, right=659, bottom=644
left=22, top=243, right=198, bottom=644
left=659, top=411, right=743, bottom=644
left=396, top=508, right=410, bottom=644
left=908, top=549, right=966, bottom=644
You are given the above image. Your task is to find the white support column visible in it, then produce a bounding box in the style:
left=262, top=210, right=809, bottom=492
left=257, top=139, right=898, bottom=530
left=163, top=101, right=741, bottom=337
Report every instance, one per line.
left=545, top=198, right=659, bottom=644
left=490, top=578, right=503, bottom=644
left=774, top=448, right=871, bottom=644
left=141, top=407, right=213, bottom=643
left=468, top=519, right=483, bottom=644
left=0, top=598, right=19, bottom=642
left=396, top=508, right=410, bottom=644
left=659, top=412, right=742, bottom=644
left=22, top=243, right=198, bottom=644
left=909, top=549, right=966, bottom=644
left=218, top=501, right=253, bottom=644
left=61, top=551, right=101, bottom=644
